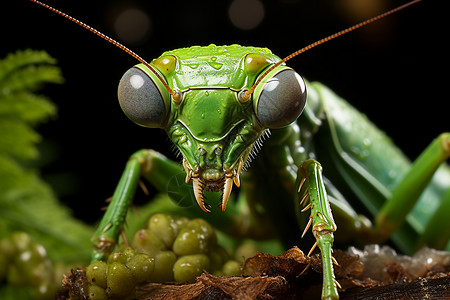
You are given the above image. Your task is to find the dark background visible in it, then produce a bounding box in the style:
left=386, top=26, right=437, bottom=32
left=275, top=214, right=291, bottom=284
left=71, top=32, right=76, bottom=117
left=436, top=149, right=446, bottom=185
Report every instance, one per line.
left=1, top=0, right=445, bottom=223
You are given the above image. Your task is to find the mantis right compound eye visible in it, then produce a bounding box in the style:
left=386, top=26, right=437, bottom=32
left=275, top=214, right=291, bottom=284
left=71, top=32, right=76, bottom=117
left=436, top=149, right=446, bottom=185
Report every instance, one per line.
left=118, top=65, right=171, bottom=128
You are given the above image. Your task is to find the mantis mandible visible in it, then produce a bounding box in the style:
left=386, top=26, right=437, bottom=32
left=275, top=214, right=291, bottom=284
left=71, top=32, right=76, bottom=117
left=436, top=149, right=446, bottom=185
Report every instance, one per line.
left=28, top=0, right=450, bottom=299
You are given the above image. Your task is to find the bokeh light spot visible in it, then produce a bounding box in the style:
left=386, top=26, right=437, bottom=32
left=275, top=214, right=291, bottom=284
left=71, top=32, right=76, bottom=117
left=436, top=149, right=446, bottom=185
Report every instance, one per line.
left=114, top=8, right=152, bottom=44
left=228, top=0, right=265, bottom=30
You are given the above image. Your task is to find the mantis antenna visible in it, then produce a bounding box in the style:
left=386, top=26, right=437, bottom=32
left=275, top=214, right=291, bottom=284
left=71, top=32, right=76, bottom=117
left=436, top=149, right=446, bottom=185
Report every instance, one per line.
left=242, top=0, right=424, bottom=102
left=30, top=0, right=423, bottom=104
left=29, top=0, right=181, bottom=103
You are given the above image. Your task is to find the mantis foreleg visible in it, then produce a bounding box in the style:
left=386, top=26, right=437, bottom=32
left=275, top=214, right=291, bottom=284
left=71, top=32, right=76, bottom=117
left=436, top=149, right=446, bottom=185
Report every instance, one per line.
left=91, top=150, right=155, bottom=262
left=91, top=149, right=200, bottom=262
left=299, top=160, right=339, bottom=300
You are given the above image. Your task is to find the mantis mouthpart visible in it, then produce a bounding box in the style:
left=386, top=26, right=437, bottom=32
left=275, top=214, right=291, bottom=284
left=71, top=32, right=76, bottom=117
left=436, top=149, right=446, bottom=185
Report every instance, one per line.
left=184, top=157, right=244, bottom=213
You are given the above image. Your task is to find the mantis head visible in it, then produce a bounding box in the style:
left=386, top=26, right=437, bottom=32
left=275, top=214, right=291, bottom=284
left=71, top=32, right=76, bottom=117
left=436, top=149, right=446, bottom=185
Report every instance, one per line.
left=117, top=49, right=307, bottom=212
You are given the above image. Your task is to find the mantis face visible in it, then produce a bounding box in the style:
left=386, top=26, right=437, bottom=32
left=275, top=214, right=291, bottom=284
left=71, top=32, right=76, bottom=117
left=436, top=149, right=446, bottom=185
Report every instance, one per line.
left=118, top=45, right=307, bottom=212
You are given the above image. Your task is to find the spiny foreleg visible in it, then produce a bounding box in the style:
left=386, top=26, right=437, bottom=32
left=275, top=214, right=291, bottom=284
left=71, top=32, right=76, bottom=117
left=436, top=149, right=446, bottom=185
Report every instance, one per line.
left=298, top=160, right=340, bottom=299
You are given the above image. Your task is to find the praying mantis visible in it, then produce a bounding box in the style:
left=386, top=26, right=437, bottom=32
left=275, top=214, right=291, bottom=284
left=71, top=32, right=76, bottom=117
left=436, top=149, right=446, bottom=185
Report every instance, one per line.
left=24, top=0, right=450, bottom=298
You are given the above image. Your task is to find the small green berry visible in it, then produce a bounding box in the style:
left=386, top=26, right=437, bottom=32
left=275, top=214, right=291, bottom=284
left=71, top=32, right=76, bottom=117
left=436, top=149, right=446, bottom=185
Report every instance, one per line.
left=106, top=262, right=135, bottom=298
left=86, top=261, right=107, bottom=289
left=173, top=254, right=210, bottom=283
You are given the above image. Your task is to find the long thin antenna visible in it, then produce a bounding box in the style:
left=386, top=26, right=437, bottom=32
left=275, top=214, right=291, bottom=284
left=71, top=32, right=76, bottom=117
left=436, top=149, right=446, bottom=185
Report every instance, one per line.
left=29, top=0, right=180, bottom=101
left=242, top=0, right=424, bottom=101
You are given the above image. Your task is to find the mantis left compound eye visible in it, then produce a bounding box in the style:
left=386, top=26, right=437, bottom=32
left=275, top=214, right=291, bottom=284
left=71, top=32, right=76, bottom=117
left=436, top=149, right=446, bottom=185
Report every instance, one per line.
left=118, top=65, right=171, bottom=128
left=253, top=66, right=307, bottom=129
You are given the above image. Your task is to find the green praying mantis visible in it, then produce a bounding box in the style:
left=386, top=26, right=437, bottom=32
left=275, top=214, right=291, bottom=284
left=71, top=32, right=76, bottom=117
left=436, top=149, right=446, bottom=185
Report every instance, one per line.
left=29, top=0, right=450, bottom=298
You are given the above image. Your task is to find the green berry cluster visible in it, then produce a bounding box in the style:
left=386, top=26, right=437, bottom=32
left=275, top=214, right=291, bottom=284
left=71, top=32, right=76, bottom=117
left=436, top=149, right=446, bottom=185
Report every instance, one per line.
left=0, top=232, right=60, bottom=299
left=85, top=214, right=242, bottom=299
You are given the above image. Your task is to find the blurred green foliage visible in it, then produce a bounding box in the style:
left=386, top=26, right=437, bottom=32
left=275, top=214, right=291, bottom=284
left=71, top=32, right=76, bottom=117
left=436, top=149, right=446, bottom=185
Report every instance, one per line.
left=0, top=49, right=93, bottom=263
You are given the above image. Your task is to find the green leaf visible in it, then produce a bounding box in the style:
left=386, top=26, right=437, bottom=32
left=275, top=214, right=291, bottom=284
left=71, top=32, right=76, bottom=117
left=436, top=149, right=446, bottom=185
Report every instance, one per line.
left=0, top=92, right=56, bottom=123
left=0, top=50, right=92, bottom=263
left=0, top=64, right=63, bottom=94
left=0, top=49, right=59, bottom=85
left=0, top=177, right=92, bottom=262
left=0, top=119, right=41, bottom=160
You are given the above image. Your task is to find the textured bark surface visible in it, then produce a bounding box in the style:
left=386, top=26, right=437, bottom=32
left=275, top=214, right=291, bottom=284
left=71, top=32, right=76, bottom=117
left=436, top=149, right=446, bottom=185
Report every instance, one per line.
left=58, top=246, right=450, bottom=299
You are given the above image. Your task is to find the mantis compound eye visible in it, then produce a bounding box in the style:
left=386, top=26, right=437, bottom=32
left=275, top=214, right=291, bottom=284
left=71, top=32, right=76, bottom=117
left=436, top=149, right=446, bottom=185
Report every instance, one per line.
left=253, top=67, right=307, bottom=128
left=118, top=65, right=171, bottom=128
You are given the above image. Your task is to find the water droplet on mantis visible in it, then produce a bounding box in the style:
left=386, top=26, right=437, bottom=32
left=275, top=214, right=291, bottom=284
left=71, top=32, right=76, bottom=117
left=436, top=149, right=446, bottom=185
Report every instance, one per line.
left=207, top=61, right=223, bottom=70
left=187, top=63, right=199, bottom=69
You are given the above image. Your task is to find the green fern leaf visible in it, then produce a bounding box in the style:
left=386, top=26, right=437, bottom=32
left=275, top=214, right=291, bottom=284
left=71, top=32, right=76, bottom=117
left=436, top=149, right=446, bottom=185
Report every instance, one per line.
left=0, top=119, right=41, bottom=160
left=0, top=92, right=56, bottom=123
left=0, top=64, right=63, bottom=94
left=0, top=50, right=92, bottom=263
left=0, top=49, right=60, bottom=85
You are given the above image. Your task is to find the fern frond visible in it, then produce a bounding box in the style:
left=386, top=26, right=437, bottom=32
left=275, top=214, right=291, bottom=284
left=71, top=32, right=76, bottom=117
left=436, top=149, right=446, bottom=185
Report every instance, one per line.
left=0, top=50, right=92, bottom=263
left=0, top=92, right=56, bottom=123
left=0, top=119, right=41, bottom=160
left=0, top=49, right=61, bottom=160
left=0, top=177, right=92, bottom=261
left=0, top=64, right=63, bottom=94
left=0, top=49, right=59, bottom=84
